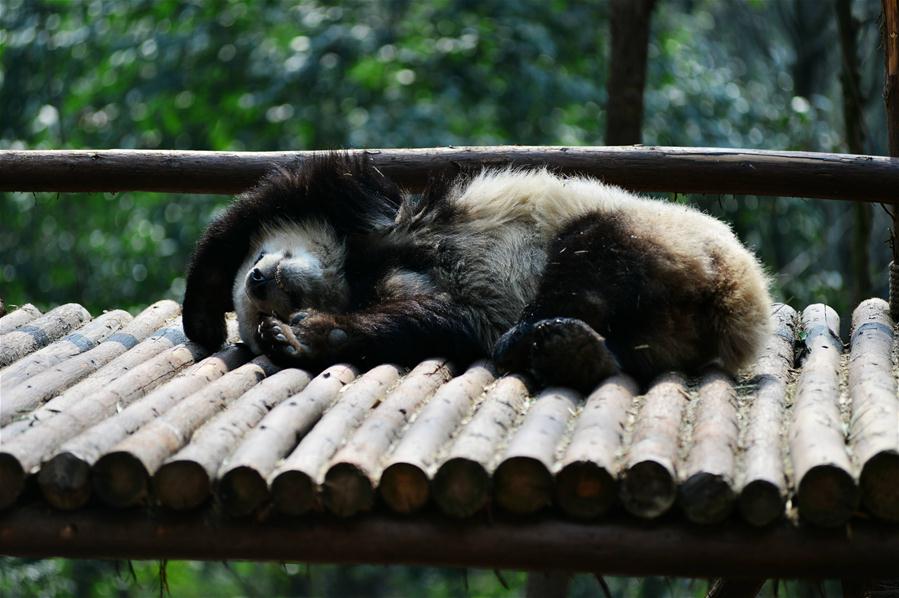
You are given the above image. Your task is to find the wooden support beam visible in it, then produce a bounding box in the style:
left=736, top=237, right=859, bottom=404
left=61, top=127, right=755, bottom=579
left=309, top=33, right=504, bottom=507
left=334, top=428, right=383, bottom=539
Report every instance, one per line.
left=0, top=147, right=897, bottom=203
left=2, top=506, right=899, bottom=578
left=883, top=0, right=899, bottom=319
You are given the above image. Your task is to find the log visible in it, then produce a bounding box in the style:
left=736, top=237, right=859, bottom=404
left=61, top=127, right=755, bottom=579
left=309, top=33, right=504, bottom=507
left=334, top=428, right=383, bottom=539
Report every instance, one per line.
left=494, top=388, right=581, bottom=515
left=790, top=304, right=859, bottom=527
left=215, top=365, right=356, bottom=517
left=619, top=373, right=690, bottom=519
left=706, top=579, right=766, bottom=598
left=432, top=375, right=530, bottom=518
left=37, top=346, right=251, bottom=510
left=1, top=147, right=898, bottom=203
left=0, top=303, right=41, bottom=335
left=848, top=299, right=899, bottom=521
left=1, top=310, right=132, bottom=391
left=4, top=300, right=186, bottom=420
left=322, top=360, right=453, bottom=517
left=91, top=354, right=273, bottom=508
left=678, top=370, right=739, bottom=525
left=737, top=304, right=798, bottom=527
left=555, top=375, right=638, bottom=519
left=0, top=303, right=90, bottom=368
left=885, top=0, right=899, bottom=319
left=378, top=363, right=495, bottom=514
left=0, top=341, right=208, bottom=509
left=269, top=365, right=402, bottom=516
left=1, top=307, right=184, bottom=435
left=153, top=367, right=312, bottom=511
left=5, top=506, right=899, bottom=577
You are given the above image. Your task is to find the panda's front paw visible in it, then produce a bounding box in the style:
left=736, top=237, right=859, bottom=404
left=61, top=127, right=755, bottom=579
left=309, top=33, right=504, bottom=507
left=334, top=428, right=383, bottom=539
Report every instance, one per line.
left=258, top=316, right=310, bottom=363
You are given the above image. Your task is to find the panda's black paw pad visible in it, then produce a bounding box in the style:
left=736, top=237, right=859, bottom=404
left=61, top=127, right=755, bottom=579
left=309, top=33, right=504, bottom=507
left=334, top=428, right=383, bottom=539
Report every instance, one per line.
left=258, top=316, right=310, bottom=361
left=529, top=317, right=619, bottom=393
left=493, top=321, right=537, bottom=374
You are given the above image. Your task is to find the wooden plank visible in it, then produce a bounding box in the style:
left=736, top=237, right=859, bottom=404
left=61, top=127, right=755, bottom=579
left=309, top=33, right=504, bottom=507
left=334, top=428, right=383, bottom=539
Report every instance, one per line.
left=848, top=299, right=899, bottom=521
left=378, top=363, right=495, bottom=514
left=1, top=305, right=183, bottom=436
left=215, top=365, right=356, bottom=517
left=1, top=147, right=898, bottom=202
left=0, top=341, right=208, bottom=509
left=0, top=303, right=90, bottom=369
left=1, top=310, right=132, bottom=391
left=269, top=365, right=402, bottom=516
left=3, top=301, right=180, bottom=410
left=2, top=506, right=899, bottom=578
left=493, top=388, right=580, bottom=515
left=91, top=354, right=272, bottom=508
left=678, top=370, right=739, bottom=525
left=619, top=373, right=690, bottom=519
left=0, top=304, right=41, bottom=335
left=322, top=360, right=453, bottom=517
left=790, top=304, right=859, bottom=527
left=37, top=346, right=251, bottom=510
left=737, top=304, right=797, bottom=527
left=555, top=375, right=637, bottom=519
left=154, top=368, right=311, bottom=510
left=432, top=375, right=530, bottom=518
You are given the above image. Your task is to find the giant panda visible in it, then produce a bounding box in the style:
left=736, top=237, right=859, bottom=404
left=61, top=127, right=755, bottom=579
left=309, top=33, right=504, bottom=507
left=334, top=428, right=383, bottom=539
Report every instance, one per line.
left=183, top=153, right=771, bottom=391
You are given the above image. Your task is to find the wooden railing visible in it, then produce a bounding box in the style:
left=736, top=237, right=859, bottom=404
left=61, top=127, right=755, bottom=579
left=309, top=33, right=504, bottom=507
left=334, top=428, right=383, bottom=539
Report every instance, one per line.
left=1, top=146, right=898, bottom=202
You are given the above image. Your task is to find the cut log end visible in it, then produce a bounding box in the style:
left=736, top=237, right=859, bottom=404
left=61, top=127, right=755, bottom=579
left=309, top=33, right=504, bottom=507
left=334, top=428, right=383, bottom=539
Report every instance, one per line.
left=37, top=452, right=92, bottom=511
left=322, top=462, right=374, bottom=518
left=218, top=466, right=270, bottom=517
left=796, top=464, right=860, bottom=527
left=0, top=454, right=26, bottom=510
left=379, top=462, right=430, bottom=514
left=620, top=460, right=676, bottom=519
left=432, top=457, right=491, bottom=519
left=270, top=470, right=316, bottom=516
left=555, top=461, right=616, bottom=520
left=92, top=452, right=150, bottom=508
left=860, top=451, right=899, bottom=522
left=494, top=456, right=553, bottom=515
left=738, top=479, right=786, bottom=527
left=153, top=460, right=211, bottom=511
left=678, top=472, right=736, bottom=525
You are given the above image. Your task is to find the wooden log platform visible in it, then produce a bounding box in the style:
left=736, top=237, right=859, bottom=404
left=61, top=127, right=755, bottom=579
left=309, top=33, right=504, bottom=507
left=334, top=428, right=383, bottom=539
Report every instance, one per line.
left=0, top=298, right=897, bottom=574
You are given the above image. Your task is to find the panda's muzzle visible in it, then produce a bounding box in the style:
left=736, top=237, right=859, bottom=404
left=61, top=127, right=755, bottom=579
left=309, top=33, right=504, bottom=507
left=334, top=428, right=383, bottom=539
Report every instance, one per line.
left=247, top=267, right=272, bottom=299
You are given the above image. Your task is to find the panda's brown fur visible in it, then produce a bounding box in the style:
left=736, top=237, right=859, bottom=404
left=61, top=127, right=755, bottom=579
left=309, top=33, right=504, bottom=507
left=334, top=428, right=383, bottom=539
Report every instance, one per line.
left=183, top=153, right=771, bottom=390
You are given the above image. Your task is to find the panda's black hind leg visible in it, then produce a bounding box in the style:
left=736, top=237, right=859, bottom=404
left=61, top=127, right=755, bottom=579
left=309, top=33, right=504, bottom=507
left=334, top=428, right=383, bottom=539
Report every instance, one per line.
left=493, top=317, right=619, bottom=393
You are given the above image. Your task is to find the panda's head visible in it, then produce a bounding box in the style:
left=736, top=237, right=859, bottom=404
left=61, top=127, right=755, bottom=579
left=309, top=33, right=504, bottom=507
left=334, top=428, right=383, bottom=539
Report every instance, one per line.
left=233, top=220, right=350, bottom=331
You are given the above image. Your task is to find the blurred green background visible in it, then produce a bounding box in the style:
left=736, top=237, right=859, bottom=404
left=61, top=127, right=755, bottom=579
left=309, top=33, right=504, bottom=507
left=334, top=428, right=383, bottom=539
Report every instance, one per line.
left=0, top=0, right=892, bottom=596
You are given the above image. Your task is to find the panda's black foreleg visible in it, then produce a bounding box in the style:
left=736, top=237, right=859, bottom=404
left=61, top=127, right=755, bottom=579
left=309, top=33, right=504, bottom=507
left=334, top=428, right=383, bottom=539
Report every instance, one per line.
left=257, top=296, right=483, bottom=369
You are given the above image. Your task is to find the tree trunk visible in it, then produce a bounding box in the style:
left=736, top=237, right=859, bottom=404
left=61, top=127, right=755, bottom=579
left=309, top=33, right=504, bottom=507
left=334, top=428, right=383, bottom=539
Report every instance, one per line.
left=837, top=0, right=873, bottom=306
left=883, top=0, right=899, bottom=320
left=606, top=0, right=657, bottom=145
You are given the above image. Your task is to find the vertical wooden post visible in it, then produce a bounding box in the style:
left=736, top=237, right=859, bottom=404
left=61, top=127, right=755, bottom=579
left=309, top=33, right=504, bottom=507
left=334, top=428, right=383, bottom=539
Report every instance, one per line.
left=884, top=0, right=899, bottom=319
left=606, top=0, right=657, bottom=145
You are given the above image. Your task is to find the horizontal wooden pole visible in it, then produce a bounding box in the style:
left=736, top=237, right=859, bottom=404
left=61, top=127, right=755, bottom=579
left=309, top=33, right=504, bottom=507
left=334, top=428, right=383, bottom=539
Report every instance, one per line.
left=1, top=504, right=898, bottom=578
left=0, top=147, right=898, bottom=202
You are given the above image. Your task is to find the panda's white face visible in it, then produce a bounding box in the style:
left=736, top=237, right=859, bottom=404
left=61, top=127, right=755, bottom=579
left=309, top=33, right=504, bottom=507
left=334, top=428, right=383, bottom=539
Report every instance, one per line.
left=233, top=220, right=349, bottom=352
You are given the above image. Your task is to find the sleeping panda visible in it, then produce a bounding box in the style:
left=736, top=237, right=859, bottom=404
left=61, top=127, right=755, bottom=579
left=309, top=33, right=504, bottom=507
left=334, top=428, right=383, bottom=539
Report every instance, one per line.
left=183, top=153, right=771, bottom=391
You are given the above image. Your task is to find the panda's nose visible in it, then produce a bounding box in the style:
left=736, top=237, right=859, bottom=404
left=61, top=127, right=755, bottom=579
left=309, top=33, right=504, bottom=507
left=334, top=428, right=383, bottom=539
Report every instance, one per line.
left=247, top=267, right=271, bottom=297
